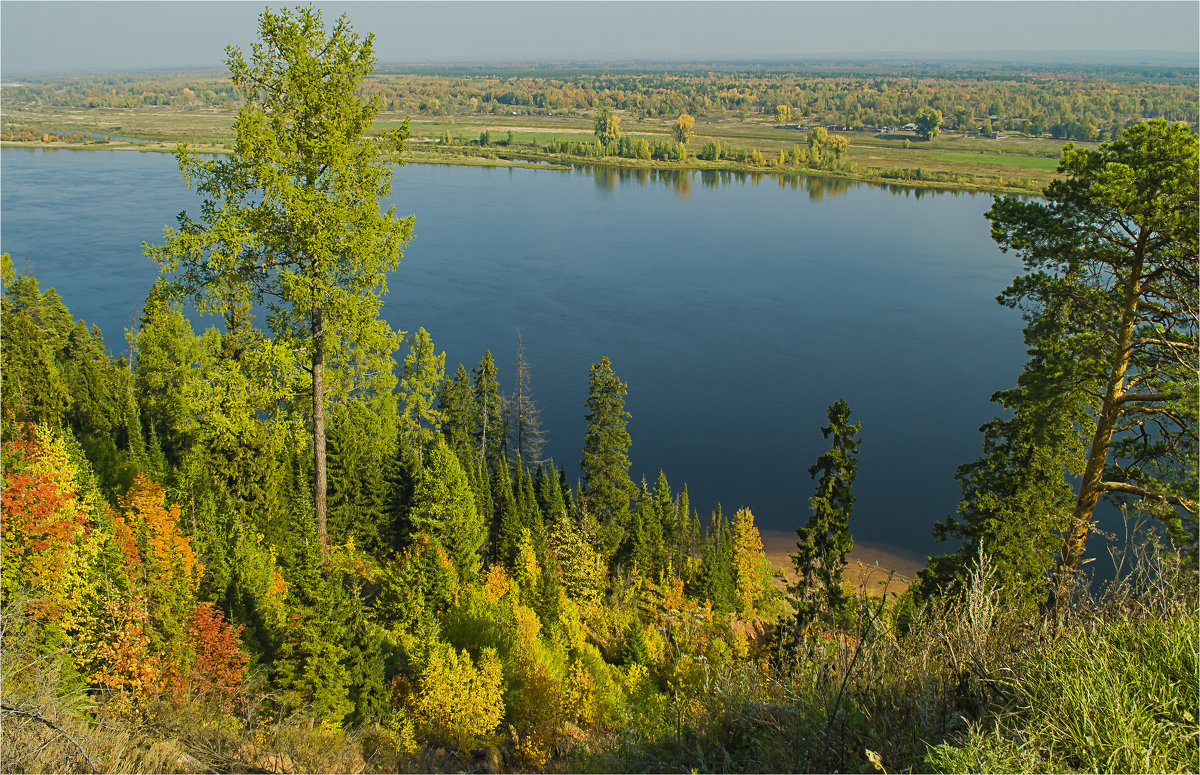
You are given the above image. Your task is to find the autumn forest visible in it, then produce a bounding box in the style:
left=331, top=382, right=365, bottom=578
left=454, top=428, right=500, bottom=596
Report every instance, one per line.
left=1, top=6, right=1197, bottom=775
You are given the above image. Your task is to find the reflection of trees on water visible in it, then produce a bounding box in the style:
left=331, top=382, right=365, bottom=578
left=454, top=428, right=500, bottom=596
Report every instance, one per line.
left=592, top=165, right=618, bottom=193
left=578, top=163, right=978, bottom=201
left=581, top=164, right=691, bottom=197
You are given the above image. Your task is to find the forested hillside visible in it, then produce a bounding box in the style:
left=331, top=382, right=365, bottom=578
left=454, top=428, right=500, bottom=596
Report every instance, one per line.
left=2, top=8, right=1196, bottom=774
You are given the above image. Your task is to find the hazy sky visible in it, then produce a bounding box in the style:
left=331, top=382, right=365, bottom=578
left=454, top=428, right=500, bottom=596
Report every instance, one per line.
left=2, top=1, right=1197, bottom=75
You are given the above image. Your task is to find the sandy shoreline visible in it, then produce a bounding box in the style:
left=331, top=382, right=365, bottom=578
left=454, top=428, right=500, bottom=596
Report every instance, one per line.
left=759, top=529, right=926, bottom=596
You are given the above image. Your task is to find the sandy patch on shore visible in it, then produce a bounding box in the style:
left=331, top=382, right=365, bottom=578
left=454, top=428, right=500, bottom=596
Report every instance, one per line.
left=759, top=529, right=925, bottom=596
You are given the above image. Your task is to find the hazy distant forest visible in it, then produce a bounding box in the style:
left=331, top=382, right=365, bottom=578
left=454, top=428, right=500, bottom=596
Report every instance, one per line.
left=6, top=57, right=1197, bottom=129
left=4, top=37, right=1199, bottom=194
left=2, top=7, right=1197, bottom=775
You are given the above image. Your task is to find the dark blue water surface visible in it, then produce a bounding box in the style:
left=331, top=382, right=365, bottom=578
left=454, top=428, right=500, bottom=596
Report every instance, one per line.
left=1, top=147, right=1031, bottom=560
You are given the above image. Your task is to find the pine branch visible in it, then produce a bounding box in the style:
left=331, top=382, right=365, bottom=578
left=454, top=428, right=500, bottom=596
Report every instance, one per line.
left=1094, top=481, right=1198, bottom=513
left=1116, top=390, right=1182, bottom=405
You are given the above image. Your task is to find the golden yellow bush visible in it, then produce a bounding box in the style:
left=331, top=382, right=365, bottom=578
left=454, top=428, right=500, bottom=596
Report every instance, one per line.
left=643, top=623, right=666, bottom=666
left=482, top=564, right=511, bottom=602
left=561, top=657, right=597, bottom=728
left=411, top=644, right=504, bottom=751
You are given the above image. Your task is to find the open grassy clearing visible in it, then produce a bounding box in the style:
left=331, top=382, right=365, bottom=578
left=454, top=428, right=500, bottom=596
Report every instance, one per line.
left=929, top=151, right=1062, bottom=170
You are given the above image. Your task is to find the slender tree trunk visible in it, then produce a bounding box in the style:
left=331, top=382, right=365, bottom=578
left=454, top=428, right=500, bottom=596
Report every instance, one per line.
left=313, top=305, right=328, bottom=565
left=1052, top=249, right=1144, bottom=606
left=480, top=401, right=487, bottom=461
left=516, top=382, right=526, bottom=465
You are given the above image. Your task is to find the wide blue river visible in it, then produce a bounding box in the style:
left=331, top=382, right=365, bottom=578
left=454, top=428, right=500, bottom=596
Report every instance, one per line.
left=2, top=147, right=1031, bottom=560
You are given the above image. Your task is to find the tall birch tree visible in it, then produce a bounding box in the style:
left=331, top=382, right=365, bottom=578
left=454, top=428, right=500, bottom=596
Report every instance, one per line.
left=146, top=6, right=413, bottom=563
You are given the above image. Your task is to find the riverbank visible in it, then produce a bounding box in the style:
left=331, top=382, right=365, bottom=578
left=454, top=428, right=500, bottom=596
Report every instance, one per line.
left=0, top=135, right=1045, bottom=195
left=759, top=529, right=926, bottom=596
left=1, top=106, right=1063, bottom=194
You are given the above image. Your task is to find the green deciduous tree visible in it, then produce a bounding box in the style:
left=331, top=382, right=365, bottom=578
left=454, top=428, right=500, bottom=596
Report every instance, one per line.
left=791, top=399, right=860, bottom=630
left=914, top=106, right=943, bottom=140
left=954, top=106, right=975, bottom=132
left=1029, top=114, right=1048, bottom=137
left=146, top=6, right=413, bottom=564
left=131, top=282, right=206, bottom=468
left=985, top=120, right=1198, bottom=605
left=594, top=107, right=621, bottom=144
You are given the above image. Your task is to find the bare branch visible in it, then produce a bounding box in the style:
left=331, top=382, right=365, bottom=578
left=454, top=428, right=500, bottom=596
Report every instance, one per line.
left=0, top=703, right=96, bottom=774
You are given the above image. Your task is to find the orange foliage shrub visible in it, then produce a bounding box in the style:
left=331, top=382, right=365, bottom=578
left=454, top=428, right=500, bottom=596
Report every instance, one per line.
left=83, top=594, right=162, bottom=718
left=118, top=473, right=200, bottom=589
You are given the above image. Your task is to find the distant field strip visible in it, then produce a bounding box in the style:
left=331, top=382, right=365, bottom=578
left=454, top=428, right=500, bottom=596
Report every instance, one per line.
left=929, top=152, right=1060, bottom=170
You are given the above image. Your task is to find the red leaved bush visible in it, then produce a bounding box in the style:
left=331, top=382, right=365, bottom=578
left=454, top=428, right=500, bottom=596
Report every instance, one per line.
left=185, top=602, right=249, bottom=706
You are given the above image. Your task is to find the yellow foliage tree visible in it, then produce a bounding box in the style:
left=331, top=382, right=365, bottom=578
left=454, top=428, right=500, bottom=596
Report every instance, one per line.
left=548, top=512, right=605, bottom=604
left=561, top=657, right=597, bottom=728
left=672, top=113, right=696, bottom=144
left=731, top=507, right=766, bottom=618
left=481, top=563, right=511, bottom=602
left=0, top=426, right=90, bottom=617
left=512, top=529, right=541, bottom=601
left=77, top=594, right=162, bottom=719
left=118, top=473, right=200, bottom=590
left=828, top=133, right=850, bottom=158
left=412, top=644, right=504, bottom=751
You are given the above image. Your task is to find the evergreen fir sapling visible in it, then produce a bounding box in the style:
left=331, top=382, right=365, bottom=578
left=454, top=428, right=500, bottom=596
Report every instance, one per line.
left=398, top=327, right=446, bottom=467
left=438, top=363, right=475, bottom=455
left=697, top=505, right=736, bottom=613
left=580, top=356, right=636, bottom=556
left=409, top=442, right=486, bottom=582
left=509, top=332, right=548, bottom=469
left=791, top=399, right=860, bottom=631
left=493, top=457, right=522, bottom=568
left=471, top=351, right=506, bottom=468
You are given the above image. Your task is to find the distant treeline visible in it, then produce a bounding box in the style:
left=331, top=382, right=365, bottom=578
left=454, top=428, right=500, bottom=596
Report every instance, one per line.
left=4, top=63, right=1197, bottom=139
